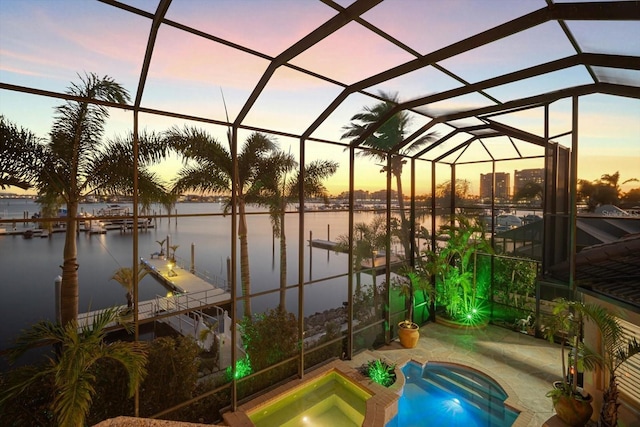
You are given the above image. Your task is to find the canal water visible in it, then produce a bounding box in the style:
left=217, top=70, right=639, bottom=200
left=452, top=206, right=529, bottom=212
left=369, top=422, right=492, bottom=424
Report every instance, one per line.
left=2, top=199, right=417, bottom=363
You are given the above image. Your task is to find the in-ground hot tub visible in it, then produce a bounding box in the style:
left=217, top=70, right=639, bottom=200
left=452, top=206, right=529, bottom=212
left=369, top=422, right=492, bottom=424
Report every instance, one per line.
left=249, top=369, right=371, bottom=427
left=224, top=360, right=400, bottom=427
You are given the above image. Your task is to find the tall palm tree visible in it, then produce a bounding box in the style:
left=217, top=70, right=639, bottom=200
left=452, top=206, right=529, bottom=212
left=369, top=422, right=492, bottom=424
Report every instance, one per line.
left=111, top=263, right=148, bottom=311
left=166, top=126, right=280, bottom=317
left=2, top=74, right=169, bottom=325
left=0, top=307, right=148, bottom=427
left=31, top=74, right=169, bottom=325
left=260, top=154, right=338, bottom=309
left=341, top=91, right=438, bottom=259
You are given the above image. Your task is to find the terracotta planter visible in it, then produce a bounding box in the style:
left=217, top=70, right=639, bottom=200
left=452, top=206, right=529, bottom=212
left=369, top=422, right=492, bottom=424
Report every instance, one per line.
left=553, top=392, right=593, bottom=427
left=398, top=322, right=419, bottom=348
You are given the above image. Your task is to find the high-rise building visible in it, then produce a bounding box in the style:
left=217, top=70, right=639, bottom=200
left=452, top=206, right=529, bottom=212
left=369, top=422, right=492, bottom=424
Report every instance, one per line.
left=480, top=172, right=510, bottom=200
left=514, top=168, right=545, bottom=195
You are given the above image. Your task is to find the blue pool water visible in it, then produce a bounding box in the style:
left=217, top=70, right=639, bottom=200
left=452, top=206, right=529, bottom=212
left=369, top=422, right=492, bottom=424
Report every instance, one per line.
left=386, top=361, right=519, bottom=427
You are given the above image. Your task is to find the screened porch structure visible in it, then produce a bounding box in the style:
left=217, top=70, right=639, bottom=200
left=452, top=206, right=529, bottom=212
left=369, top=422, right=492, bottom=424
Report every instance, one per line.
left=1, top=0, right=639, bottom=422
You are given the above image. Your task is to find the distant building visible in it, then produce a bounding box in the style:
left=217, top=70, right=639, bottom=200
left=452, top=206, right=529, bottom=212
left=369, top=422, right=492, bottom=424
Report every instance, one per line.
left=514, top=168, right=545, bottom=195
left=480, top=172, right=510, bottom=200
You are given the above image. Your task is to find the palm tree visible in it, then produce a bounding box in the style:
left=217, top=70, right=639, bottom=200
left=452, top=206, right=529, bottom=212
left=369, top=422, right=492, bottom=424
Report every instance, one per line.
left=0, top=307, right=148, bottom=427
left=260, top=154, right=338, bottom=309
left=0, top=115, right=45, bottom=190
left=111, top=264, right=148, bottom=311
left=341, top=91, right=438, bottom=258
left=166, top=126, right=280, bottom=317
left=3, top=73, right=169, bottom=325
left=335, top=215, right=389, bottom=298
left=155, top=238, right=167, bottom=258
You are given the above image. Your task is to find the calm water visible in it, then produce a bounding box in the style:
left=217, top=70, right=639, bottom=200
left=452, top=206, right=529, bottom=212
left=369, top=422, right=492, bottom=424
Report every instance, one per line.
left=1, top=200, right=408, bottom=361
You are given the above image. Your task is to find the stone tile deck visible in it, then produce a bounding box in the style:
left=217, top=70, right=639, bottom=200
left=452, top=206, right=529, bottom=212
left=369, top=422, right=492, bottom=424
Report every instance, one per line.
left=346, top=322, right=562, bottom=427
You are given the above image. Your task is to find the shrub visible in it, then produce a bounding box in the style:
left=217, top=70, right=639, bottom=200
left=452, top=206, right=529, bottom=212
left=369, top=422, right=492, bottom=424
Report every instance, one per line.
left=360, top=359, right=397, bottom=387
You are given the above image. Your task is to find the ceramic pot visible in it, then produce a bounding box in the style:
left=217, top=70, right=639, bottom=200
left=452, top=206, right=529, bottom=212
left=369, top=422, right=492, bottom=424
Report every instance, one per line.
left=553, top=392, right=593, bottom=427
left=397, top=322, right=419, bottom=348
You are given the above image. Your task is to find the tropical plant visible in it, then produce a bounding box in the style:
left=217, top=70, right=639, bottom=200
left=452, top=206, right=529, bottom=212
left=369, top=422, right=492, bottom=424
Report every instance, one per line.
left=580, top=304, right=640, bottom=427
left=169, top=244, right=180, bottom=262
left=335, top=215, right=389, bottom=299
left=1, top=74, right=169, bottom=325
left=434, top=215, right=492, bottom=321
left=259, top=153, right=338, bottom=309
left=111, top=263, right=148, bottom=311
left=155, top=238, right=166, bottom=256
left=239, top=307, right=298, bottom=372
left=166, top=127, right=281, bottom=317
left=341, top=91, right=438, bottom=258
left=360, top=359, right=397, bottom=387
left=139, top=335, right=200, bottom=417
left=0, top=307, right=148, bottom=427
left=492, top=255, right=537, bottom=309
left=543, top=299, right=640, bottom=427
left=395, top=260, right=434, bottom=325
left=0, top=115, right=45, bottom=190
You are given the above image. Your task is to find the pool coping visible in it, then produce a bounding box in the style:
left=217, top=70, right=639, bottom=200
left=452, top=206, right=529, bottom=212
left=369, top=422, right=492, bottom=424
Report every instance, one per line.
left=222, top=359, right=401, bottom=427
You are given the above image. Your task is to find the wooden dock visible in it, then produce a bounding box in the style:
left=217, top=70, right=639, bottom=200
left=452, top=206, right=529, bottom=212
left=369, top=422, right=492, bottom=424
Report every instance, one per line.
left=309, top=239, right=340, bottom=251
left=140, top=257, right=228, bottom=294
left=309, top=239, right=401, bottom=273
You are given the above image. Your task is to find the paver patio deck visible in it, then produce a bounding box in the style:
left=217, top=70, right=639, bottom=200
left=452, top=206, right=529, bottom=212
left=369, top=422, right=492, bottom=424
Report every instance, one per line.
left=345, top=322, right=563, bottom=427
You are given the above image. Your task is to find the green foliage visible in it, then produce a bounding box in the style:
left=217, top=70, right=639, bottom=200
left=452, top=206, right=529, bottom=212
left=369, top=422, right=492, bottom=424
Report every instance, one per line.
left=491, top=256, right=537, bottom=308
left=0, top=365, right=56, bottom=426
left=139, top=335, right=200, bottom=417
left=434, top=215, right=492, bottom=321
left=240, top=308, right=299, bottom=372
left=225, top=356, right=252, bottom=382
left=0, top=307, right=147, bottom=427
left=544, top=297, right=640, bottom=426
left=360, top=359, right=397, bottom=388
left=393, top=262, right=434, bottom=324
left=87, top=358, right=134, bottom=424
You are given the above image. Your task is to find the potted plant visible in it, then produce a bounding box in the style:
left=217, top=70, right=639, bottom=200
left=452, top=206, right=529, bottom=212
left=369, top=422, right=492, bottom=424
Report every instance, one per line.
left=542, top=299, right=640, bottom=427
left=395, top=264, right=433, bottom=348
left=543, top=299, right=594, bottom=427
left=580, top=303, right=640, bottom=427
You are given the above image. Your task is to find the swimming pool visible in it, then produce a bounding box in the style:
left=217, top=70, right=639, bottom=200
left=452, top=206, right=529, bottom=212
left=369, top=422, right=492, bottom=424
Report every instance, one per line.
left=386, top=361, right=520, bottom=427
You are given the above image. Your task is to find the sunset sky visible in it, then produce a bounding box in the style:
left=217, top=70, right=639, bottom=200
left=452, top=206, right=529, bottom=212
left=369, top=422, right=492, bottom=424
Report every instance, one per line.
left=1, top=0, right=638, bottom=197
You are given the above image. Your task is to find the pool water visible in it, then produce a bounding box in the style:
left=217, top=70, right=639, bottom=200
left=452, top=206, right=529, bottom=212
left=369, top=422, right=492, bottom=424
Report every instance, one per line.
left=248, top=370, right=371, bottom=427
left=386, top=361, right=519, bottom=427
